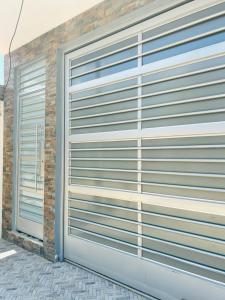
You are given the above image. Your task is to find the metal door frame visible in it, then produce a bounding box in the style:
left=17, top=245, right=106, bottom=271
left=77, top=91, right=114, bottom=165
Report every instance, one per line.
left=12, top=57, right=45, bottom=240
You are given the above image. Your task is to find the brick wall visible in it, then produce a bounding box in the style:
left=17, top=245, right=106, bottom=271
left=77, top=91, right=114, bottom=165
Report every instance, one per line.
left=3, top=0, right=153, bottom=260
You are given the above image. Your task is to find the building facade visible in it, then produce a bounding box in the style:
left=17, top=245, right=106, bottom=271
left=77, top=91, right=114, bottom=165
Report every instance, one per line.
left=2, top=0, right=225, bottom=299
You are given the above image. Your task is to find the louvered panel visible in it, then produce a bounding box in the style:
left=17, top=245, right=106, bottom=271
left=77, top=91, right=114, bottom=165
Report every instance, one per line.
left=142, top=56, right=225, bottom=128
left=70, top=228, right=137, bottom=255
left=143, top=2, right=225, bottom=41
left=142, top=237, right=225, bottom=271
left=142, top=212, right=225, bottom=241
left=17, top=59, right=46, bottom=233
left=67, top=193, right=225, bottom=283
left=70, top=36, right=138, bottom=86
left=69, top=140, right=138, bottom=191
left=142, top=135, right=225, bottom=201
left=142, top=2, right=225, bottom=65
left=65, top=1, right=225, bottom=290
left=70, top=210, right=137, bottom=233
left=142, top=201, right=225, bottom=283
left=69, top=193, right=138, bottom=220
left=68, top=193, right=138, bottom=255
left=142, top=250, right=224, bottom=285
left=70, top=78, right=138, bottom=135
left=142, top=225, right=225, bottom=256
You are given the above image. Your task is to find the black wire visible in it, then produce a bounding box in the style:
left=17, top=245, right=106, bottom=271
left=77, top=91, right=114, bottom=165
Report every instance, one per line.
left=3, top=0, right=24, bottom=99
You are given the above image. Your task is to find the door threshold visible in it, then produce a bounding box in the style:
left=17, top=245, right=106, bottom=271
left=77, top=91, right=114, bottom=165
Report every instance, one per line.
left=65, top=258, right=159, bottom=300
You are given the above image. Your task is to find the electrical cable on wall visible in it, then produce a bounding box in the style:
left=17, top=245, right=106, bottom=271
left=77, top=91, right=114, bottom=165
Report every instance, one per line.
left=3, top=0, right=25, bottom=99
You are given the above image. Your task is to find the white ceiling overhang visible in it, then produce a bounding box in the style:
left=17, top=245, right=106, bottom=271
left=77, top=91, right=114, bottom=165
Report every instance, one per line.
left=0, top=0, right=103, bottom=54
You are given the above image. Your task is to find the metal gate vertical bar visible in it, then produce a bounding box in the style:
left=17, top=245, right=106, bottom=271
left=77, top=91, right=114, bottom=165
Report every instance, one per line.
left=137, top=32, right=142, bottom=258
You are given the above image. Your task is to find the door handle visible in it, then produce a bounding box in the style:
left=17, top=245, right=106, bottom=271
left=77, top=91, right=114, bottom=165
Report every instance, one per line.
left=35, top=124, right=38, bottom=191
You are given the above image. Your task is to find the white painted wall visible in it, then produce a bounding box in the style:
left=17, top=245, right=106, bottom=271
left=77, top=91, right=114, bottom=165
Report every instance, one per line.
left=0, top=101, right=3, bottom=237
left=0, top=0, right=103, bottom=53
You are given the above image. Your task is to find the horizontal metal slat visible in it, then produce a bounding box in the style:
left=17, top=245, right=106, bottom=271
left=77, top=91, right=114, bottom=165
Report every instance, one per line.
left=70, top=82, right=138, bottom=103
left=142, top=234, right=225, bottom=271
left=142, top=211, right=225, bottom=240
left=69, top=227, right=138, bottom=255
left=19, top=87, right=45, bottom=98
left=69, top=206, right=138, bottom=226
left=142, top=61, right=225, bottom=90
left=20, top=101, right=45, bottom=110
left=20, top=198, right=43, bottom=211
left=69, top=221, right=137, bottom=246
left=21, top=106, right=45, bottom=114
left=20, top=62, right=45, bottom=77
left=19, top=79, right=46, bottom=91
left=142, top=247, right=225, bottom=282
left=142, top=223, right=225, bottom=256
left=69, top=219, right=138, bottom=246
left=70, top=167, right=137, bottom=173
left=142, top=93, right=225, bottom=111
left=142, top=27, right=225, bottom=61
left=20, top=72, right=46, bottom=85
left=70, top=176, right=136, bottom=185
left=141, top=181, right=225, bottom=193
left=142, top=78, right=225, bottom=98
left=70, top=97, right=138, bottom=114
left=142, top=2, right=225, bottom=41
left=70, top=54, right=138, bottom=80
left=70, top=119, right=137, bottom=130
left=68, top=197, right=138, bottom=212
left=69, top=166, right=225, bottom=179
left=141, top=158, right=225, bottom=162
left=70, top=158, right=225, bottom=162
left=142, top=170, right=225, bottom=179
left=20, top=193, right=43, bottom=203
left=70, top=107, right=138, bottom=121
left=20, top=211, right=43, bottom=224
left=68, top=215, right=138, bottom=237
left=70, top=144, right=225, bottom=151
left=142, top=108, right=225, bottom=123
left=70, top=35, right=138, bottom=69
left=70, top=147, right=137, bottom=151
left=70, top=157, right=137, bottom=161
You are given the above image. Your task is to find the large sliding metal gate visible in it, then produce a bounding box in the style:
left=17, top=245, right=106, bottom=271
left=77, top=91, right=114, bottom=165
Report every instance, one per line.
left=64, top=1, right=225, bottom=299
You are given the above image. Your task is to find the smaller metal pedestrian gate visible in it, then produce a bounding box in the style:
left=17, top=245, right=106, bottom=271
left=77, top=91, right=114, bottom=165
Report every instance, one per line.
left=64, top=1, right=225, bottom=299
left=15, top=59, right=46, bottom=240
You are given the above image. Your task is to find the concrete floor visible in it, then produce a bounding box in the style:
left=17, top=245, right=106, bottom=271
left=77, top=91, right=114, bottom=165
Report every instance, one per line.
left=0, top=239, right=149, bottom=300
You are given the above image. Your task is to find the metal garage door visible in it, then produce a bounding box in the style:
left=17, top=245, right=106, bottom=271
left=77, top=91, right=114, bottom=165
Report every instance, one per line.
left=64, top=1, right=225, bottom=299
left=15, top=59, right=46, bottom=240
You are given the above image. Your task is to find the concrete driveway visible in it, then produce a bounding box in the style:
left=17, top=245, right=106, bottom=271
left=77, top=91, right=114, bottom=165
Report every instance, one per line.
left=0, top=239, right=150, bottom=300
